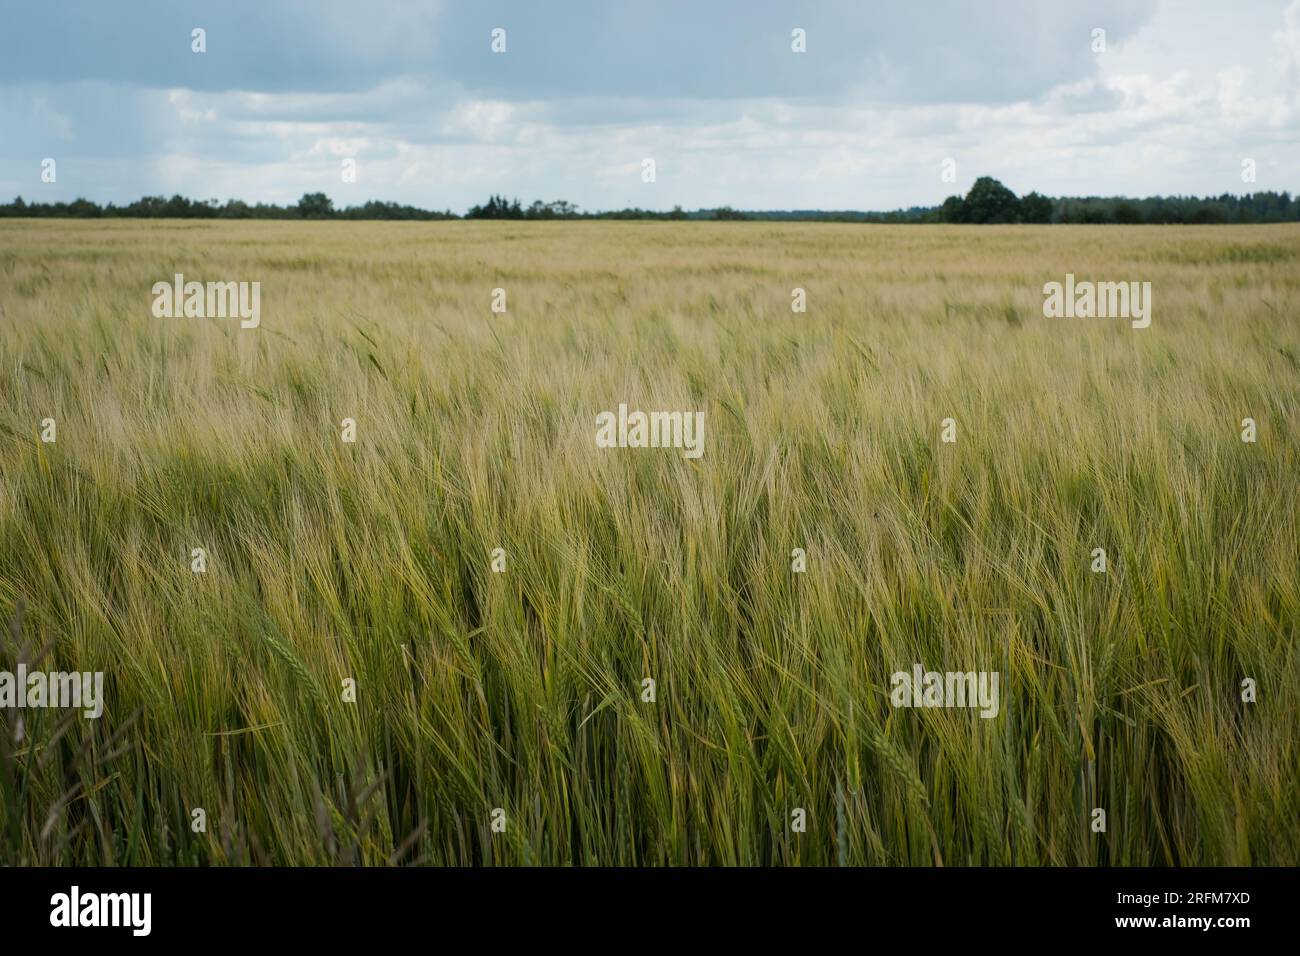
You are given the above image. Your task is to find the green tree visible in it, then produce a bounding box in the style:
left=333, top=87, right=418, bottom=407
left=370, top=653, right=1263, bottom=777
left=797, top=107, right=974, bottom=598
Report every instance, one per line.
left=467, top=195, right=526, bottom=219
left=1114, top=201, right=1142, bottom=224
left=1020, top=191, right=1053, bottom=223
left=297, top=192, right=335, bottom=219
left=712, top=206, right=748, bottom=220
left=962, top=176, right=1020, bottom=223
left=939, top=195, right=968, bottom=223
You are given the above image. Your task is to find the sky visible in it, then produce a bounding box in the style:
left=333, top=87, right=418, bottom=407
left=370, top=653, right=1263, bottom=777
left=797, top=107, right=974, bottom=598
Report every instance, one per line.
left=2, top=0, right=1299, bottom=213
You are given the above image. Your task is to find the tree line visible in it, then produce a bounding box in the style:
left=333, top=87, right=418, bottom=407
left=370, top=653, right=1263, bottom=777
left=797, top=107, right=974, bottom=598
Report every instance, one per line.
left=0, top=192, right=457, bottom=221
left=2, top=180, right=1296, bottom=224
left=934, top=177, right=1299, bottom=225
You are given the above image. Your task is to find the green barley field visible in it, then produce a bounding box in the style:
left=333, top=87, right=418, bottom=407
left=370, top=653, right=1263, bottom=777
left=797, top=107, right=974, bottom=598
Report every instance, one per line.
left=1, top=219, right=1298, bottom=865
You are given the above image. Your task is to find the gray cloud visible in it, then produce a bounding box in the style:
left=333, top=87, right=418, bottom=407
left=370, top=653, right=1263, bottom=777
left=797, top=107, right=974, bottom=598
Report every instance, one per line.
left=3, top=0, right=1151, bottom=101
left=2, top=0, right=1297, bottom=211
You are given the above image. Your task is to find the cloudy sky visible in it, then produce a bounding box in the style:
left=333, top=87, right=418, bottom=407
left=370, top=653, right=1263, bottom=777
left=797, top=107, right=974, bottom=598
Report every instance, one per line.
left=3, top=0, right=1299, bottom=212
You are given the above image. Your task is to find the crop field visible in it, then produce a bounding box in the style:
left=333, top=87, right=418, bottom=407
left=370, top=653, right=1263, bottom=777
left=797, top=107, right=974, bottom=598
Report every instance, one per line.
left=1, top=219, right=1298, bottom=865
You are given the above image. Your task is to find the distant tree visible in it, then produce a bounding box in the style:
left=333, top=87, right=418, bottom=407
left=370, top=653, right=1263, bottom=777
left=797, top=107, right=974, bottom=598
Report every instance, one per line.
left=163, top=194, right=194, bottom=218
left=1114, top=201, right=1142, bottom=224
left=4, top=184, right=1296, bottom=224
left=962, top=177, right=1020, bottom=223
left=123, top=196, right=167, bottom=217
left=297, top=192, right=335, bottom=219
left=466, top=196, right=491, bottom=218
left=523, top=199, right=580, bottom=219
left=939, top=195, right=968, bottom=223
left=1078, top=205, right=1109, bottom=224
left=1020, top=191, right=1053, bottom=224
left=467, top=194, right=526, bottom=219
left=1190, top=202, right=1230, bottom=224
left=711, top=206, right=748, bottom=220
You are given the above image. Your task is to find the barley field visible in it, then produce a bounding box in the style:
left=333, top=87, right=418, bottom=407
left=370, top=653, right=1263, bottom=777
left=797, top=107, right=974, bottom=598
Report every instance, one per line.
left=1, top=219, right=1298, bottom=866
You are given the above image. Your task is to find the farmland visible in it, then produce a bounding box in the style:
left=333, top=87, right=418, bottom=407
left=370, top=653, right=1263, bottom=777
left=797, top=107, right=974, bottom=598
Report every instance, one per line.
left=1, top=220, right=1298, bottom=865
